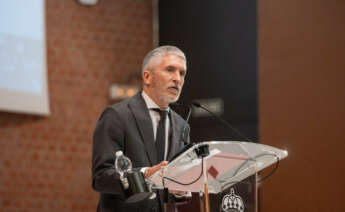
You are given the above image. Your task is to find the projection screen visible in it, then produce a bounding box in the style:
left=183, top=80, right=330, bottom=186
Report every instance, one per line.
left=0, top=0, right=50, bottom=116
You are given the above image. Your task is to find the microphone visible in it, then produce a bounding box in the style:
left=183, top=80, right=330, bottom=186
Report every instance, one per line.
left=191, top=101, right=255, bottom=142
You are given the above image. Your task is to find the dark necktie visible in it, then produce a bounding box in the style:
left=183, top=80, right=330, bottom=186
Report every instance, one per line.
left=153, top=109, right=168, bottom=162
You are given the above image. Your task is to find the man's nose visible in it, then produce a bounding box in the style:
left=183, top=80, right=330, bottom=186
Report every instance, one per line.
left=172, top=72, right=182, bottom=83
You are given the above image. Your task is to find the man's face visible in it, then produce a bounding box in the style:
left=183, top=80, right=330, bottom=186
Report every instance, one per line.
left=143, top=54, right=187, bottom=108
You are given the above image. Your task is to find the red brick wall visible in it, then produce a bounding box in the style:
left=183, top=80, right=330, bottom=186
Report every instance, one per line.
left=0, top=0, right=153, bottom=211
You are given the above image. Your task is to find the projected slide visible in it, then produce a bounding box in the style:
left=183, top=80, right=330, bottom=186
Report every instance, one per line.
left=0, top=0, right=50, bottom=115
left=0, top=35, right=43, bottom=94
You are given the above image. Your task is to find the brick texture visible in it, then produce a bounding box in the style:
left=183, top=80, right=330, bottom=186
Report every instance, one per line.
left=0, top=0, right=153, bottom=211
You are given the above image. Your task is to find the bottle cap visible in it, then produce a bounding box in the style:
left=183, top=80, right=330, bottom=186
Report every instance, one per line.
left=115, top=151, right=123, bottom=157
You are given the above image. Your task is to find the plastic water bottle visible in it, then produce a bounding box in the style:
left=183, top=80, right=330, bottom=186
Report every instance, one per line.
left=115, top=151, right=132, bottom=189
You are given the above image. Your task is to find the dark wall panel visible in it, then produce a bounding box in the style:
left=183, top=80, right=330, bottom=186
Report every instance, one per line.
left=159, top=0, right=258, bottom=142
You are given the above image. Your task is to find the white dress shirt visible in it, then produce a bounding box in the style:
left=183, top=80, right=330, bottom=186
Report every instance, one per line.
left=142, top=91, right=170, bottom=161
left=141, top=91, right=191, bottom=198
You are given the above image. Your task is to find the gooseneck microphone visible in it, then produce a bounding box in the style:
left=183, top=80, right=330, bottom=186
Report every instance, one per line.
left=191, top=102, right=281, bottom=183
left=170, top=102, right=279, bottom=186
left=191, top=101, right=255, bottom=143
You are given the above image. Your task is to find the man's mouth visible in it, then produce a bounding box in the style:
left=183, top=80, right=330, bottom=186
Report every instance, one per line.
left=168, top=86, right=179, bottom=94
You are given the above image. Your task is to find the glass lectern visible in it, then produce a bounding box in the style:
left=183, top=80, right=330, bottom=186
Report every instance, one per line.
left=150, top=141, right=288, bottom=212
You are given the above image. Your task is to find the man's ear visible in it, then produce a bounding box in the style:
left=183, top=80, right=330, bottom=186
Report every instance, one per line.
left=142, top=70, right=151, bottom=86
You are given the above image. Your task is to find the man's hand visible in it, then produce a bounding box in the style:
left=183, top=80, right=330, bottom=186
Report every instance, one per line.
left=144, top=161, right=168, bottom=178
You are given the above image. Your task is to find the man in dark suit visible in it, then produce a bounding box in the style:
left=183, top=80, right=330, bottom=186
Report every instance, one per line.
left=92, top=46, right=190, bottom=212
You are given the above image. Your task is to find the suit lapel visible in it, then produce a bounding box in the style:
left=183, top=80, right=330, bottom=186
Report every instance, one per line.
left=167, top=110, right=183, bottom=160
left=128, top=93, right=158, bottom=165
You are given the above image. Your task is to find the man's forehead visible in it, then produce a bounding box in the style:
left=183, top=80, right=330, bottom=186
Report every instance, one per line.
left=160, top=54, right=186, bottom=68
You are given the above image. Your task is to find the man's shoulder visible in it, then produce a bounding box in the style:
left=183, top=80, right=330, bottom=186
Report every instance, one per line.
left=97, top=94, right=141, bottom=123
left=108, top=98, right=130, bottom=111
left=108, top=93, right=141, bottom=112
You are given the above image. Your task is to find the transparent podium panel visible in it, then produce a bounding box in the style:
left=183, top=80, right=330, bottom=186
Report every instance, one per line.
left=150, top=141, right=288, bottom=194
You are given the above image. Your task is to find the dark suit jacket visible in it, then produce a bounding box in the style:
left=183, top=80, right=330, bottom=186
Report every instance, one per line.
left=92, top=92, right=190, bottom=212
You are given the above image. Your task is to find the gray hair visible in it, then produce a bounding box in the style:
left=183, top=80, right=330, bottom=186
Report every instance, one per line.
left=141, top=45, right=186, bottom=74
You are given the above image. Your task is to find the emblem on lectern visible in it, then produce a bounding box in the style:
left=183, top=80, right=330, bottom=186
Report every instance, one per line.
left=220, top=188, right=245, bottom=212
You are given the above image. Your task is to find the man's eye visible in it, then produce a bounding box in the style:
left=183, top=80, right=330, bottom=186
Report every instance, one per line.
left=166, top=67, right=174, bottom=72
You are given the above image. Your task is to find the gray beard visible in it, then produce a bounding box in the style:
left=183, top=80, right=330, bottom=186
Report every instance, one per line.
left=159, top=92, right=180, bottom=105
